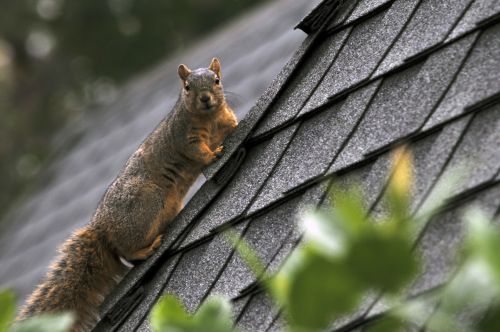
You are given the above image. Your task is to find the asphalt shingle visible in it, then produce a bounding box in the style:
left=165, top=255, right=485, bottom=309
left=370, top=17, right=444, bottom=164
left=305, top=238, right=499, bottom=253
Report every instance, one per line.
left=251, top=29, right=351, bottom=137
left=410, top=182, right=500, bottom=296
left=162, top=223, right=247, bottom=313
left=374, top=0, right=474, bottom=76
left=424, top=23, right=500, bottom=129
left=237, top=292, right=278, bottom=332
left=249, top=81, right=381, bottom=213
left=210, top=197, right=301, bottom=300
left=447, top=0, right=500, bottom=41
left=303, top=0, right=420, bottom=113
left=345, top=0, right=393, bottom=25
left=437, top=105, right=500, bottom=195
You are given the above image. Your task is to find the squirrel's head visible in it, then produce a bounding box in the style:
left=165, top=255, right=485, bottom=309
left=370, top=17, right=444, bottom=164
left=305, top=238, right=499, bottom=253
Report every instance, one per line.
left=178, top=58, right=226, bottom=114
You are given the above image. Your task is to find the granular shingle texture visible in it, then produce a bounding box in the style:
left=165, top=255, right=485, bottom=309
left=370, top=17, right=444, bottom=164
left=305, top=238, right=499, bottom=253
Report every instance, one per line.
left=2, top=0, right=500, bottom=331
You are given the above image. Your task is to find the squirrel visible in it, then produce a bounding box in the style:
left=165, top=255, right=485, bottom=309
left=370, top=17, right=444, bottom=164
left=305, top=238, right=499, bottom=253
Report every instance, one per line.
left=17, top=58, right=238, bottom=332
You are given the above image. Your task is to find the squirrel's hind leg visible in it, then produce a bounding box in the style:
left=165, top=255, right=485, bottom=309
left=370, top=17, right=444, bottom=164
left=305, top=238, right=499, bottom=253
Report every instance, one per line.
left=125, top=234, right=163, bottom=261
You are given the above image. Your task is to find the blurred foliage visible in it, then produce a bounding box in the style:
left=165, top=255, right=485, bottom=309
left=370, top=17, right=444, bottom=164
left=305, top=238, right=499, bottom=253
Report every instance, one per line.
left=0, top=0, right=269, bottom=221
left=0, top=289, right=73, bottom=332
left=151, top=295, right=235, bottom=332
left=150, top=147, right=500, bottom=332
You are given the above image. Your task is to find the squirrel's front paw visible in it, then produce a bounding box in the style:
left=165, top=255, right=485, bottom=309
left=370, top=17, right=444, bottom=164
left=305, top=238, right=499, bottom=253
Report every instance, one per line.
left=214, top=146, right=224, bottom=159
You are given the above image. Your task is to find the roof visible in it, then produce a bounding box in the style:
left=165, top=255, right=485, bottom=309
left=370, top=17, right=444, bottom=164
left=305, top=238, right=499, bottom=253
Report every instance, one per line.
left=0, top=0, right=318, bottom=305
left=93, top=0, right=499, bottom=330
left=5, top=0, right=500, bottom=330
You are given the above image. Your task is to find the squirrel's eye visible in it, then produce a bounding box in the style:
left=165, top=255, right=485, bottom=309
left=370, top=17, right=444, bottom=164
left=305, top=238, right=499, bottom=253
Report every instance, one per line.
left=215, top=77, right=220, bottom=85
left=185, top=84, right=190, bottom=91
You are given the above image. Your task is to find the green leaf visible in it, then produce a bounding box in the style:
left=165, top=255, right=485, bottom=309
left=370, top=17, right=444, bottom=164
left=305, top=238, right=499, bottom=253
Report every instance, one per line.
left=301, top=210, right=348, bottom=258
left=193, top=296, right=235, bottom=332
left=10, top=313, right=74, bottom=332
left=287, top=251, right=363, bottom=330
left=225, top=230, right=267, bottom=283
left=348, top=231, right=417, bottom=292
left=150, top=295, right=193, bottom=332
left=414, top=165, right=464, bottom=236
left=464, top=208, right=500, bottom=283
left=477, top=302, right=500, bottom=332
left=330, top=185, right=367, bottom=236
left=364, top=315, right=404, bottom=332
left=0, top=289, right=16, bottom=332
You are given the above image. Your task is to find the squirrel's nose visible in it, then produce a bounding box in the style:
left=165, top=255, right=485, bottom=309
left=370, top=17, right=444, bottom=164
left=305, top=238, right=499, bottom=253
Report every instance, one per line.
left=199, top=94, right=210, bottom=103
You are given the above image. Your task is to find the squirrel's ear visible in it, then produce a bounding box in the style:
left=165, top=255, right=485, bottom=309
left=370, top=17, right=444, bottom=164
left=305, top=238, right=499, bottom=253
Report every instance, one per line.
left=178, top=64, right=191, bottom=81
left=209, top=57, right=222, bottom=80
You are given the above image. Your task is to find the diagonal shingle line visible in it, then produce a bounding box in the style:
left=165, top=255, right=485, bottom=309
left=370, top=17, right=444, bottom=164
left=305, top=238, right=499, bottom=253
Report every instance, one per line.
left=287, top=24, right=353, bottom=119
left=443, top=0, right=476, bottom=41
left=335, top=284, right=445, bottom=332
left=219, top=177, right=498, bottom=331
left=328, top=0, right=395, bottom=34
left=195, top=221, right=254, bottom=312
left=247, top=26, right=355, bottom=146
left=237, top=228, right=298, bottom=299
left=419, top=201, right=499, bottom=332
left=371, top=0, right=424, bottom=73
left=272, top=98, right=496, bottom=221
left=245, top=0, right=356, bottom=145
left=250, top=5, right=492, bottom=144
left=416, top=29, right=482, bottom=132
left=234, top=293, right=255, bottom=327
left=335, top=180, right=500, bottom=332
left=410, top=114, right=477, bottom=245
left=295, top=0, right=342, bottom=34
left=264, top=308, right=284, bottom=332
left=130, top=254, right=184, bottom=332
left=233, top=179, right=335, bottom=330
left=322, top=79, right=384, bottom=174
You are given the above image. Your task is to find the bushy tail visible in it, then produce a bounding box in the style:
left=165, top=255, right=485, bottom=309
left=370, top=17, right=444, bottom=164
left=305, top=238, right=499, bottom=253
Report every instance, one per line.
left=18, top=225, right=128, bottom=331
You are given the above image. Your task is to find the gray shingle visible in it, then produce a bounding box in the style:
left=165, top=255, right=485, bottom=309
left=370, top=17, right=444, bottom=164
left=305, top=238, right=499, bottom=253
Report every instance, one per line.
left=328, top=32, right=478, bottom=173
left=409, top=208, right=465, bottom=296
left=237, top=292, right=278, bottom=332
left=411, top=116, right=472, bottom=212
left=135, top=320, right=152, bottom=332
left=179, top=123, right=299, bottom=247
left=330, top=64, right=424, bottom=170
left=251, top=28, right=351, bottom=137
left=302, top=0, right=419, bottom=113
left=437, top=105, right=500, bottom=195
left=345, top=0, right=393, bottom=25
left=374, top=0, right=473, bottom=76
left=116, top=255, right=181, bottom=332
left=264, top=182, right=330, bottom=275
left=231, top=295, right=252, bottom=322
left=162, top=223, right=247, bottom=313
left=249, top=81, right=381, bottom=214
left=424, top=23, right=500, bottom=130
left=410, top=183, right=500, bottom=296
left=447, top=0, right=500, bottom=41
left=330, top=153, right=393, bottom=212
left=266, top=314, right=286, bottom=332
left=210, top=197, right=301, bottom=299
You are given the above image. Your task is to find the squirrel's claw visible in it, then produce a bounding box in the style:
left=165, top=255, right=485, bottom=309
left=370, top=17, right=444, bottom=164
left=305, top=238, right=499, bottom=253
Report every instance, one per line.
left=214, top=146, right=224, bottom=159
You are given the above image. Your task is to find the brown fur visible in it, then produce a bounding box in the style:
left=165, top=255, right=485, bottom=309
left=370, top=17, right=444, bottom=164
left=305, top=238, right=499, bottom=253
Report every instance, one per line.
left=17, top=58, right=237, bottom=331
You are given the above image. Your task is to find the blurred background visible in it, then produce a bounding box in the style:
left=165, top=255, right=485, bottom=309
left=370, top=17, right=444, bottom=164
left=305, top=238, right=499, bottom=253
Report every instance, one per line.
left=0, top=0, right=275, bottom=222
left=0, top=0, right=317, bottom=302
